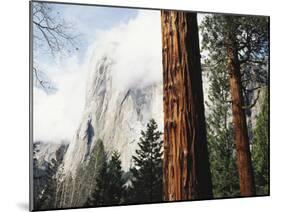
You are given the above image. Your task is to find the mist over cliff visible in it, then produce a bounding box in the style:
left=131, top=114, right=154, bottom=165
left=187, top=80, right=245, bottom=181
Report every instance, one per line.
left=33, top=11, right=163, bottom=208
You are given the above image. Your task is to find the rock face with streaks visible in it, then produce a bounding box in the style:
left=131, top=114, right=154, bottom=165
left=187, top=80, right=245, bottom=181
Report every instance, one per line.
left=54, top=42, right=163, bottom=207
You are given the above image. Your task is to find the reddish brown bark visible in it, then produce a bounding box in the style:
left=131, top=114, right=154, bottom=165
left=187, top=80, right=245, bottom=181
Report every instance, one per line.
left=161, top=11, right=213, bottom=201
left=227, top=31, right=256, bottom=196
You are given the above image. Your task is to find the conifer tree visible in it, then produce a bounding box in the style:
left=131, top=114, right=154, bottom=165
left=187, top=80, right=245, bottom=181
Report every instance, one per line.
left=84, top=139, right=107, bottom=206
left=34, top=144, right=68, bottom=210
left=200, top=14, right=269, bottom=196
left=252, top=89, right=269, bottom=195
left=85, top=148, right=124, bottom=206
left=205, top=61, right=240, bottom=197
left=128, top=119, right=163, bottom=203
left=85, top=159, right=108, bottom=206
left=106, top=151, right=125, bottom=204
left=70, top=138, right=107, bottom=207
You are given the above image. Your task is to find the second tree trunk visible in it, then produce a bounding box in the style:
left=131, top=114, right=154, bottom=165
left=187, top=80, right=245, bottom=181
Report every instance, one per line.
left=226, top=30, right=256, bottom=196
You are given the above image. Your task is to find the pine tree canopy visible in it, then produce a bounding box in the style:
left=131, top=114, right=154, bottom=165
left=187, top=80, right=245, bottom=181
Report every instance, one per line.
left=129, top=119, right=163, bottom=203
left=252, top=89, right=269, bottom=195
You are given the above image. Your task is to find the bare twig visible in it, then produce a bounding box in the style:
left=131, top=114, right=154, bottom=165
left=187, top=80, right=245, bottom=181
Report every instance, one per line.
left=32, top=2, right=79, bottom=92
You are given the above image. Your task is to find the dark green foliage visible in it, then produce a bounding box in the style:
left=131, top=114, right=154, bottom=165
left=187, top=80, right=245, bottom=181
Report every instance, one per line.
left=200, top=14, right=269, bottom=97
left=34, top=144, right=68, bottom=210
left=200, top=15, right=269, bottom=108
left=107, top=151, right=125, bottom=204
left=200, top=14, right=269, bottom=197
left=252, top=89, right=269, bottom=195
left=74, top=139, right=107, bottom=207
left=85, top=148, right=125, bottom=206
left=33, top=143, right=41, bottom=209
left=205, top=66, right=240, bottom=198
left=80, top=120, right=163, bottom=206
left=38, top=119, right=164, bottom=209
left=200, top=15, right=269, bottom=62
left=54, top=139, right=107, bottom=208
left=85, top=157, right=108, bottom=206
left=128, top=119, right=163, bottom=203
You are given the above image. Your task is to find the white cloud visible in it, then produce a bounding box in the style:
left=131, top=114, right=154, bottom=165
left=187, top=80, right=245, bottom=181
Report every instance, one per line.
left=89, top=10, right=162, bottom=91
left=34, top=10, right=162, bottom=143
left=34, top=56, right=88, bottom=142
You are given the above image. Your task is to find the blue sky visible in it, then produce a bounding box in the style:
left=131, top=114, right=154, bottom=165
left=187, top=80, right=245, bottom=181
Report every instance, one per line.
left=54, top=3, right=138, bottom=60
left=34, top=3, right=139, bottom=66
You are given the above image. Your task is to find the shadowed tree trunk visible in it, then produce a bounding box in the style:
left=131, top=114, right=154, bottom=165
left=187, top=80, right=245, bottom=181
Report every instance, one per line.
left=226, top=24, right=255, bottom=196
left=161, top=11, right=213, bottom=201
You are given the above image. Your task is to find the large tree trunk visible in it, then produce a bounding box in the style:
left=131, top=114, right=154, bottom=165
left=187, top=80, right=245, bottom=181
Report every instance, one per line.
left=161, top=11, right=213, bottom=201
left=226, top=31, right=256, bottom=196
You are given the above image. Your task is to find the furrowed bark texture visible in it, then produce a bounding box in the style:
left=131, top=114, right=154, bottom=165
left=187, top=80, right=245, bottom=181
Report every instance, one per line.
left=161, top=11, right=213, bottom=201
left=226, top=33, right=256, bottom=196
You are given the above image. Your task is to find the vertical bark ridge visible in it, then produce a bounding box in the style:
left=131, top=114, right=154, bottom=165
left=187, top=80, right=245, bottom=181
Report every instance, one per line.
left=161, top=11, right=213, bottom=201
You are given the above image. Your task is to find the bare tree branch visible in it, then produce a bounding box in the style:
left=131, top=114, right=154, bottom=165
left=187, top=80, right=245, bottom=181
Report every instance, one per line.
left=33, top=66, right=57, bottom=94
left=32, top=2, right=79, bottom=93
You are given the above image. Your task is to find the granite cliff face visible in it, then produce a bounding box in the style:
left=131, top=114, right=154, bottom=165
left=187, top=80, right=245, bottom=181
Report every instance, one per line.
left=53, top=42, right=163, bottom=207
left=64, top=60, right=163, bottom=173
